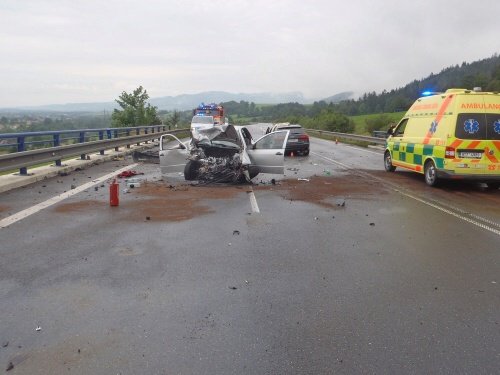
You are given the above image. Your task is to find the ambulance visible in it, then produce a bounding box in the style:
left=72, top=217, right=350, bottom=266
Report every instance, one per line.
left=384, top=88, right=500, bottom=188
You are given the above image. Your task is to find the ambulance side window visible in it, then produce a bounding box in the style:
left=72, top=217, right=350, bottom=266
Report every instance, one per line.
left=393, top=119, right=408, bottom=137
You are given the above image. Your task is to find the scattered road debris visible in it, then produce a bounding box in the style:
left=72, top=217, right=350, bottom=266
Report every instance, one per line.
left=233, top=230, right=240, bottom=235
left=35, top=326, right=41, bottom=331
left=6, top=362, right=14, bottom=372
left=125, top=178, right=142, bottom=188
left=117, top=170, right=144, bottom=178
left=298, top=178, right=310, bottom=182
left=228, top=286, right=237, bottom=290
left=2, top=341, right=8, bottom=348
left=370, top=222, right=375, bottom=226
left=336, top=199, right=346, bottom=207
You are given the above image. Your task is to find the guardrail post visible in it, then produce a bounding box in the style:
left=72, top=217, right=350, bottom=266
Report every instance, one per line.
left=79, top=132, right=86, bottom=159
left=99, top=131, right=104, bottom=155
left=53, top=134, right=62, bottom=166
left=136, top=127, right=140, bottom=146
left=17, top=136, right=27, bottom=175
left=144, top=127, right=149, bottom=144
left=114, top=129, right=119, bottom=151
left=126, top=129, right=131, bottom=148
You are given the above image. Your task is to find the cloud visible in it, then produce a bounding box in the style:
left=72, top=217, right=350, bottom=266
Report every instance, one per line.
left=0, top=0, right=499, bottom=106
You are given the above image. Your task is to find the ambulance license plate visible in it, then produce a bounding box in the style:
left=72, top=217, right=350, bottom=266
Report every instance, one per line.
left=458, top=150, right=483, bottom=159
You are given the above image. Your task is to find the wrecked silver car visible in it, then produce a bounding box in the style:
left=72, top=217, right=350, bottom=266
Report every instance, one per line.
left=159, top=125, right=289, bottom=182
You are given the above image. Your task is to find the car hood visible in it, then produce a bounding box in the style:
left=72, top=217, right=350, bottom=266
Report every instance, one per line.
left=192, top=124, right=242, bottom=147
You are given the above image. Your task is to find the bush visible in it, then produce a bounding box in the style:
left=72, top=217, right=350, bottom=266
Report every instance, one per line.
left=365, top=114, right=394, bottom=134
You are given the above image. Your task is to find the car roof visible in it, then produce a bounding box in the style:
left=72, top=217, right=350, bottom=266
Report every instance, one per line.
left=274, top=124, right=302, bottom=130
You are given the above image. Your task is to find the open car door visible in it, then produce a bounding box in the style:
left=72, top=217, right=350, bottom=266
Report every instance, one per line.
left=246, top=130, right=289, bottom=174
left=159, top=134, right=190, bottom=174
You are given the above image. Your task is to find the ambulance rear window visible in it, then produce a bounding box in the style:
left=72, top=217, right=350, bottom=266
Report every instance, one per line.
left=455, top=113, right=486, bottom=140
left=486, top=114, right=500, bottom=140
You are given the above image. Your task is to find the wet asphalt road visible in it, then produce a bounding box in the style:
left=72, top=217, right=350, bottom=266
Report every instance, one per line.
left=0, top=126, right=499, bottom=374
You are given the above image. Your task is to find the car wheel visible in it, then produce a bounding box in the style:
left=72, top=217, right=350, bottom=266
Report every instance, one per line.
left=303, top=149, right=310, bottom=156
left=424, top=160, right=439, bottom=187
left=485, top=182, right=500, bottom=190
left=184, top=160, right=200, bottom=181
left=384, top=151, right=396, bottom=172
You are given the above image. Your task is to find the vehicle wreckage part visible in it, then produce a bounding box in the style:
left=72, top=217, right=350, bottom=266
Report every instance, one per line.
left=184, top=160, right=200, bottom=181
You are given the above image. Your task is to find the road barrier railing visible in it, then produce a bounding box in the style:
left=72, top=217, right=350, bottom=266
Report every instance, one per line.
left=0, top=126, right=188, bottom=175
left=306, top=129, right=387, bottom=145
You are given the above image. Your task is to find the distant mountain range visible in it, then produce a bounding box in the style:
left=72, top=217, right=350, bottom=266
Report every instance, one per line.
left=1, top=91, right=354, bottom=113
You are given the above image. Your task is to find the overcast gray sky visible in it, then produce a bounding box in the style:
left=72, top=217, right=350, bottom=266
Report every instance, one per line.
left=1, top=0, right=499, bottom=107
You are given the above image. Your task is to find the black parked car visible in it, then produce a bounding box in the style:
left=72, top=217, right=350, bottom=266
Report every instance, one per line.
left=270, top=124, right=310, bottom=156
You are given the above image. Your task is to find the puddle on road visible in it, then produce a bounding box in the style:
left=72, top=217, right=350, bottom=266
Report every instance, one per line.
left=53, top=182, right=245, bottom=222
left=255, top=174, right=386, bottom=209
left=52, top=174, right=388, bottom=221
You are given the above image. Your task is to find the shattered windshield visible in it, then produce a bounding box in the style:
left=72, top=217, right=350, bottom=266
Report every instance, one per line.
left=191, top=116, right=214, bottom=124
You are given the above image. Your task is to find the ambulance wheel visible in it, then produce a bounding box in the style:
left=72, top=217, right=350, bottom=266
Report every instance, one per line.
left=486, top=182, right=500, bottom=190
left=384, top=151, right=396, bottom=172
left=184, top=160, right=200, bottom=181
left=424, top=160, right=439, bottom=187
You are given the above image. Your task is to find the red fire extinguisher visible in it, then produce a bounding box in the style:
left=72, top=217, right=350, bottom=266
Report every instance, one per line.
left=110, top=179, right=119, bottom=206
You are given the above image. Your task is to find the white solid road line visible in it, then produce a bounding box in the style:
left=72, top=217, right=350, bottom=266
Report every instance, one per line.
left=248, top=188, right=260, bottom=213
left=312, top=151, right=500, bottom=237
left=0, top=163, right=138, bottom=229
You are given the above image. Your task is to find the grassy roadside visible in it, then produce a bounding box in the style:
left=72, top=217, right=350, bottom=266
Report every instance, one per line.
left=349, top=112, right=405, bottom=134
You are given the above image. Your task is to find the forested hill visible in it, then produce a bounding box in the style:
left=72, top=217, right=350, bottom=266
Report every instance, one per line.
left=333, top=54, right=500, bottom=115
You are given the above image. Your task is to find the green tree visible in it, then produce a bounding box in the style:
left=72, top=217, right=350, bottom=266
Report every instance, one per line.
left=165, top=110, right=181, bottom=129
left=111, top=86, right=160, bottom=127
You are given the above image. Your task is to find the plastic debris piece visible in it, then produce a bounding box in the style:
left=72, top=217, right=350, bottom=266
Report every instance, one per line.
left=369, top=223, right=375, bottom=226
left=271, top=179, right=276, bottom=185
left=2, top=341, right=8, bottom=348
left=6, top=362, right=14, bottom=371
left=228, top=286, right=237, bottom=290
left=35, top=326, right=41, bottom=331
left=323, top=170, right=331, bottom=176
left=314, top=217, right=319, bottom=220
left=117, top=170, right=144, bottom=178
left=336, top=199, right=346, bottom=207
left=146, top=216, right=151, bottom=221
left=298, top=178, right=310, bottom=182
left=233, top=230, right=240, bottom=235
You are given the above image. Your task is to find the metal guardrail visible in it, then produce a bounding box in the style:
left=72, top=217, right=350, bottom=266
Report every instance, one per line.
left=0, top=126, right=189, bottom=174
left=306, top=129, right=387, bottom=145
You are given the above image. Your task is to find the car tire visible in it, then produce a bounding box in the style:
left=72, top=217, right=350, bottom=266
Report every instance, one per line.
left=184, top=160, right=200, bottom=181
left=485, top=182, right=500, bottom=190
left=424, top=160, right=439, bottom=187
left=384, top=151, right=396, bottom=172
left=303, top=149, right=310, bottom=156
